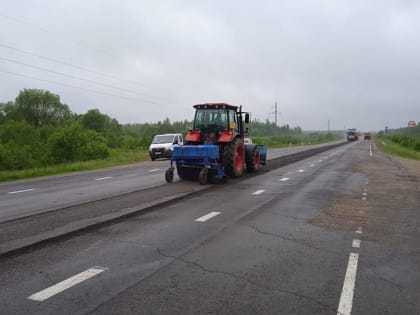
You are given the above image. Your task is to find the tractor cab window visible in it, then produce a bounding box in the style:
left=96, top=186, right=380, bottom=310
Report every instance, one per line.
left=228, top=109, right=238, bottom=131
left=194, top=109, right=228, bottom=131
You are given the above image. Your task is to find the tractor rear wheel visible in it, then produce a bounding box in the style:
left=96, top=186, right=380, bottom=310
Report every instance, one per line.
left=246, top=145, right=260, bottom=172
left=224, top=137, right=244, bottom=177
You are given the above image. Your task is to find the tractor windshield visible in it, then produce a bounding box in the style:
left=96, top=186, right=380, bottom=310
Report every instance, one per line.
left=194, top=109, right=228, bottom=131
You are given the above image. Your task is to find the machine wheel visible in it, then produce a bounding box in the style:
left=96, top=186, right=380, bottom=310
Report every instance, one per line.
left=176, top=164, right=197, bottom=180
left=165, top=168, right=174, bottom=182
left=224, top=137, right=244, bottom=178
left=198, top=168, right=208, bottom=185
left=246, top=145, right=260, bottom=172
left=176, top=164, right=187, bottom=180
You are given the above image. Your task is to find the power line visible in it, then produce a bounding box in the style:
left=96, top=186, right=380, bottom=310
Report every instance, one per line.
left=0, top=69, right=191, bottom=110
left=0, top=12, right=194, bottom=99
left=0, top=42, right=188, bottom=97
left=0, top=12, right=115, bottom=57
left=0, top=56, right=184, bottom=105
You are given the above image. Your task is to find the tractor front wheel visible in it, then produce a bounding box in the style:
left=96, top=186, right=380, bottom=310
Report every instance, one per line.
left=224, top=137, right=245, bottom=178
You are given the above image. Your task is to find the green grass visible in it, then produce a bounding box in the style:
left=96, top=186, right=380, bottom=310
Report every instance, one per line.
left=252, top=134, right=342, bottom=149
left=0, top=148, right=149, bottom=182
left=375, top=138, right=420, bottom=160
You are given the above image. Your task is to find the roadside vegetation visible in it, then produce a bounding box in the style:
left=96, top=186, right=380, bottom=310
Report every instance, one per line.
left=1, top=88, right=340, bottom=181
left=252, top=132, right=341, bottom=148
left=376, top=124, right=420, bottom=160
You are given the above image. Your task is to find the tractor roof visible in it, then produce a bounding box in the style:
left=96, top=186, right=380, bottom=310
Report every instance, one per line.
left=193, top=103, right=238, bottom=110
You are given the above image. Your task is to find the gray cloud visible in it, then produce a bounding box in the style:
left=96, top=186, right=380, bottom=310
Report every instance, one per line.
left=1, top=0, right=420, bottom=131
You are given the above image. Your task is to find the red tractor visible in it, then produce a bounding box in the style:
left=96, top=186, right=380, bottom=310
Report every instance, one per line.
left=165, top=103, right=266, bottom=184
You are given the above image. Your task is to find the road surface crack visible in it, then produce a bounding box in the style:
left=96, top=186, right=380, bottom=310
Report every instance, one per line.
left=240, top=223, right=406, bottom=291
left=157, top=248, right=336, bottom=313
left=239, top=222, right=343, bottom=257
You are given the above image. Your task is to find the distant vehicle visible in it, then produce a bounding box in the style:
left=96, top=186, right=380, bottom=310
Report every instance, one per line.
left=244, top=138, right=253, bottom=145
left=346, top=129, right=357, bottom=141
left=364, top=132, right=372, bottom=140
left=149, top=133, right=183, bottom=161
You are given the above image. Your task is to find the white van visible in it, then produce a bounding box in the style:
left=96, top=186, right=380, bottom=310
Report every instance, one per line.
left=149, top=133, right=183, bottom=161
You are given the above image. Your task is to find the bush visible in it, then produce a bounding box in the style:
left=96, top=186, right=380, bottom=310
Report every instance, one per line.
left=80, top=130, right=109, bottom=160
left=48, top=123, right=109, bottom=163
left=0, top=121, right=51, bottom=170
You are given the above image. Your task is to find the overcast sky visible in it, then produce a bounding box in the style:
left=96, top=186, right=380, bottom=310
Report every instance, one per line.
left=1, top=0, right=420, bottom=131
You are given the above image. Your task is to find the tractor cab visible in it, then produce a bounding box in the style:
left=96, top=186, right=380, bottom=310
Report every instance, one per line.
left=186, top=103, right=245, bottom=144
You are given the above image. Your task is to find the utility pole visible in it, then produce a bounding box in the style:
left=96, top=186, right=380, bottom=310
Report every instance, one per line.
left=328, top=119, right=330, bottom=133
left=274, top=102, right=278, bottom=126
left=268, top=102, right=280, bottom=126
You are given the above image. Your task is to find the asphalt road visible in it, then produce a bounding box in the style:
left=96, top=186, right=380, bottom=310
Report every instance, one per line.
left=1, top=140, right=418, bottom=314
left=0, top=141, right=344, bottom=222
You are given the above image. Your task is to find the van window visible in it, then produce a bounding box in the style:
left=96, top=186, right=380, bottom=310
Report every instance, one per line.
left=152, top=135, right=175, bottom=144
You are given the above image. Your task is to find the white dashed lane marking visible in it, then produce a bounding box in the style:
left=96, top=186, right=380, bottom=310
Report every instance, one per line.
left=252, top=190, right=266, bottom=195
left=337, top=253, right=359, bottom=315
left=95, top=176, right=112, bottom=181
left=280, top=177, right=289, bottom=182
left=8, top=188, right=35, bottom=194
left=195, top=212, right=221, bottom=222
left=352, top=239, right=361, bottom=248
left=298, top=170, right=305, bottom=173
left=28, top=266, right=108, bottom=302
left=148, top=169, right=161, bottom=172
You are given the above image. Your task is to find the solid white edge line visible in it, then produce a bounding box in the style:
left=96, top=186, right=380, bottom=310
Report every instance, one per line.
left=195, top=211, right=221, bottom=222
left=352, top=239, right=361, bottom=248
left=95, top=176, right=112, bottom=181
left=337, top=253, right=359, bottom=315
left=252, top=189, right=266, bottom=195
left=28, top=266, right=108, bottom=302
left=8, top=188, right=35, bottom=194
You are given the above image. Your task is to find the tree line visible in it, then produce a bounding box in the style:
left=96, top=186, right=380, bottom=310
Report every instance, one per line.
left=1, top=89, right=311, bottom=171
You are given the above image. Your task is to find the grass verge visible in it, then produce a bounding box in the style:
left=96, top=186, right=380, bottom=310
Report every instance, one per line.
left=375, top=138, right=420, bottom=160
left=0, top=149, right=149, bottom=182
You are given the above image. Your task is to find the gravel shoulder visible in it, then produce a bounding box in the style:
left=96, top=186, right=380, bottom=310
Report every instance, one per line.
left=312, top=143, right=420, bottom=242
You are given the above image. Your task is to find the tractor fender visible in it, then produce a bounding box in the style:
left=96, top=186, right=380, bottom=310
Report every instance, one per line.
left=186, top=130, right=201, bottom=142
left=218, top=131, right=237, bottom=143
